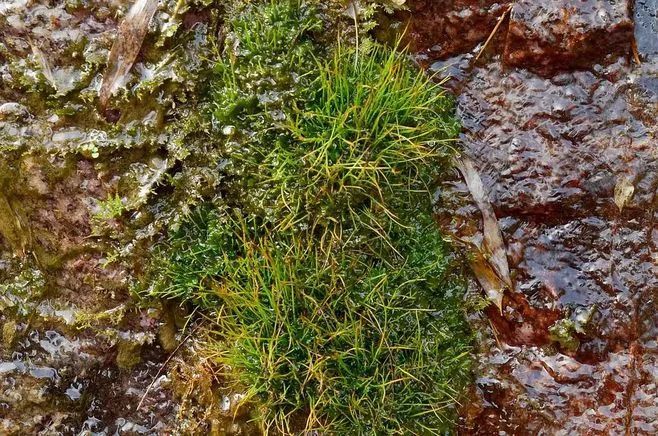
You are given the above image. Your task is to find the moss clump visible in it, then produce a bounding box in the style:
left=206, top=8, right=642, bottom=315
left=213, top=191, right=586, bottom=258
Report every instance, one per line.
left=116, top=339, right=142, bottom=371
left=0, top=260, right=46, bottom=315
left=146, top=0, right=470, bottom=433
left=2, top=320, right=17, bottom=348
left=93, top=193, right=125, bottom=222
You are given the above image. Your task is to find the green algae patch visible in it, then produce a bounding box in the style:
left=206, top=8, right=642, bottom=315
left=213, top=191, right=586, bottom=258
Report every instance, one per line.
left=143, top=1, right=472, bottom=433
left=0, top=260, right=46, bottom=315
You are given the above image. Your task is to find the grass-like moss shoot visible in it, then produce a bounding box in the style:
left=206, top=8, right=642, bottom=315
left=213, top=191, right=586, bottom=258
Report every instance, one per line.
left=147, top=1, right=471, bottom=433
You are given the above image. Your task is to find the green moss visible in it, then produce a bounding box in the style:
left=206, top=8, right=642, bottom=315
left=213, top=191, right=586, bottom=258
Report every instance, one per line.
left=0, top=191, right=29, bottom=256
left=0, top=260, right=46, bottom=315
left=549, top=319, right=580, bottom=352
left=73, top=304, right=127, bottom=329
left=549, top=307, right=595, bottom=352
left=93, top=193, right=125, bottom=221
left=116, top=340, right=142, bottom=370
left=144, top=0, right=471, bottom=433
left=192, top=212, right=471, bottom=434
left=2, top=320, right=17, bottom=348
left=212, top=0, right=321, bottom=125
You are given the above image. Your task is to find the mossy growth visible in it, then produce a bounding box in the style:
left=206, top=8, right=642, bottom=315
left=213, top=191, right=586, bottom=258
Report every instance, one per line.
left=115, top=339, right=142, bottom=371
left=146, top=0, right=470, bottom=433
left=548, top=319, right=580, bottom=352
left=0, top=259, right=46, bottom=315
left=93, top=193, right=125, bottom=222
left=2, top=320, right=17, bottom=348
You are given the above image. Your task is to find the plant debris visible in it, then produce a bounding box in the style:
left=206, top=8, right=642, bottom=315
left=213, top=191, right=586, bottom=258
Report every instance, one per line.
left=456, top=156, right=512, bottom=309
left=99, top=0, right=159, bottom=107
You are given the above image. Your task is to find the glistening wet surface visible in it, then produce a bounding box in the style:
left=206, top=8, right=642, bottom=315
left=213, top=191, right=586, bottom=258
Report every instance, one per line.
left=0, top=0, right=264, bottom=431
left=0, top=1, right=219, bottom=433
left=405, top=0, right=658, bottom=433
left=2, top=0, right=657, bottom=433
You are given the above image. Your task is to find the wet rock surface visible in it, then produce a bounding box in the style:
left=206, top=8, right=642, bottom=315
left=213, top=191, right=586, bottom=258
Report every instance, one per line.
left=0, top=1, right=210, bottom=434
left=635, top=0, right=658, bottom=58
left=2, top=0, right=657, bottom=433
left=399, top=0, right=512, bottom=64
left=0, top=324, right=172, bottom=434
left=0, top=152, right=177, bottom=433
left=410, top=0, right=658, bottom=433
left=504, top=0, right=634, bottom=74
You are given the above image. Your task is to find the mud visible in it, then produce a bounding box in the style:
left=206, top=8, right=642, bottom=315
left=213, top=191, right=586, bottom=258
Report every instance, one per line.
left=405, top=0, right=658, bottom=433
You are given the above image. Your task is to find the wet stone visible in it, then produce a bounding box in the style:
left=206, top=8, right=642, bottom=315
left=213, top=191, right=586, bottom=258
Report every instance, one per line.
left=444, top=53, right=658, bottom=430
left=408, top=0, right=658, bottom=431
left=504, top=0, right=634, bottom=75
left=399, top=0, right=512, bottom=64
left=0, top=320, right=178, bottom=434
left=462, top=342, right=655, bottom=434
left=635, top=0, right=658, bottom=59
left=0, top=1, right=184, bottom=432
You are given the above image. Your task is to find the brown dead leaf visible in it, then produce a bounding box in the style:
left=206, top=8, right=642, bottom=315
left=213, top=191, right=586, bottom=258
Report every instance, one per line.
left=469, top=251, right=508, bottom=310
left=99, top=0, right=159, bottom=107
left=614, top=176, right=634, bottom=212
left=457, top=157, right=513, bottom=309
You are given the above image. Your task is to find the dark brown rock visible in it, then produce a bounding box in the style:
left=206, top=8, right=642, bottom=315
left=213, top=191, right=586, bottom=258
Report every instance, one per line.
left=399, top=0, right=512, bottom=63
left=423, top=0, right=657, bottom=430
left=503, top=0, right=634, bottom=75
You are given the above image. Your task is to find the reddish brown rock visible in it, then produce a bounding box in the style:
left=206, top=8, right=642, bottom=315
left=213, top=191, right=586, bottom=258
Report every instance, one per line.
left=422, top=0, right=658, bottom=430
left=503, top=0, right=634, bottom=75
left=399, top=0, right=512, bottom=63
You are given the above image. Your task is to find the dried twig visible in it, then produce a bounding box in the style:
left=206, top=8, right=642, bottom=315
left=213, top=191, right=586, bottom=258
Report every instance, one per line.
left=632, top=38, right=642, bottom=65
left=474, top=4, right=513, bottom=63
